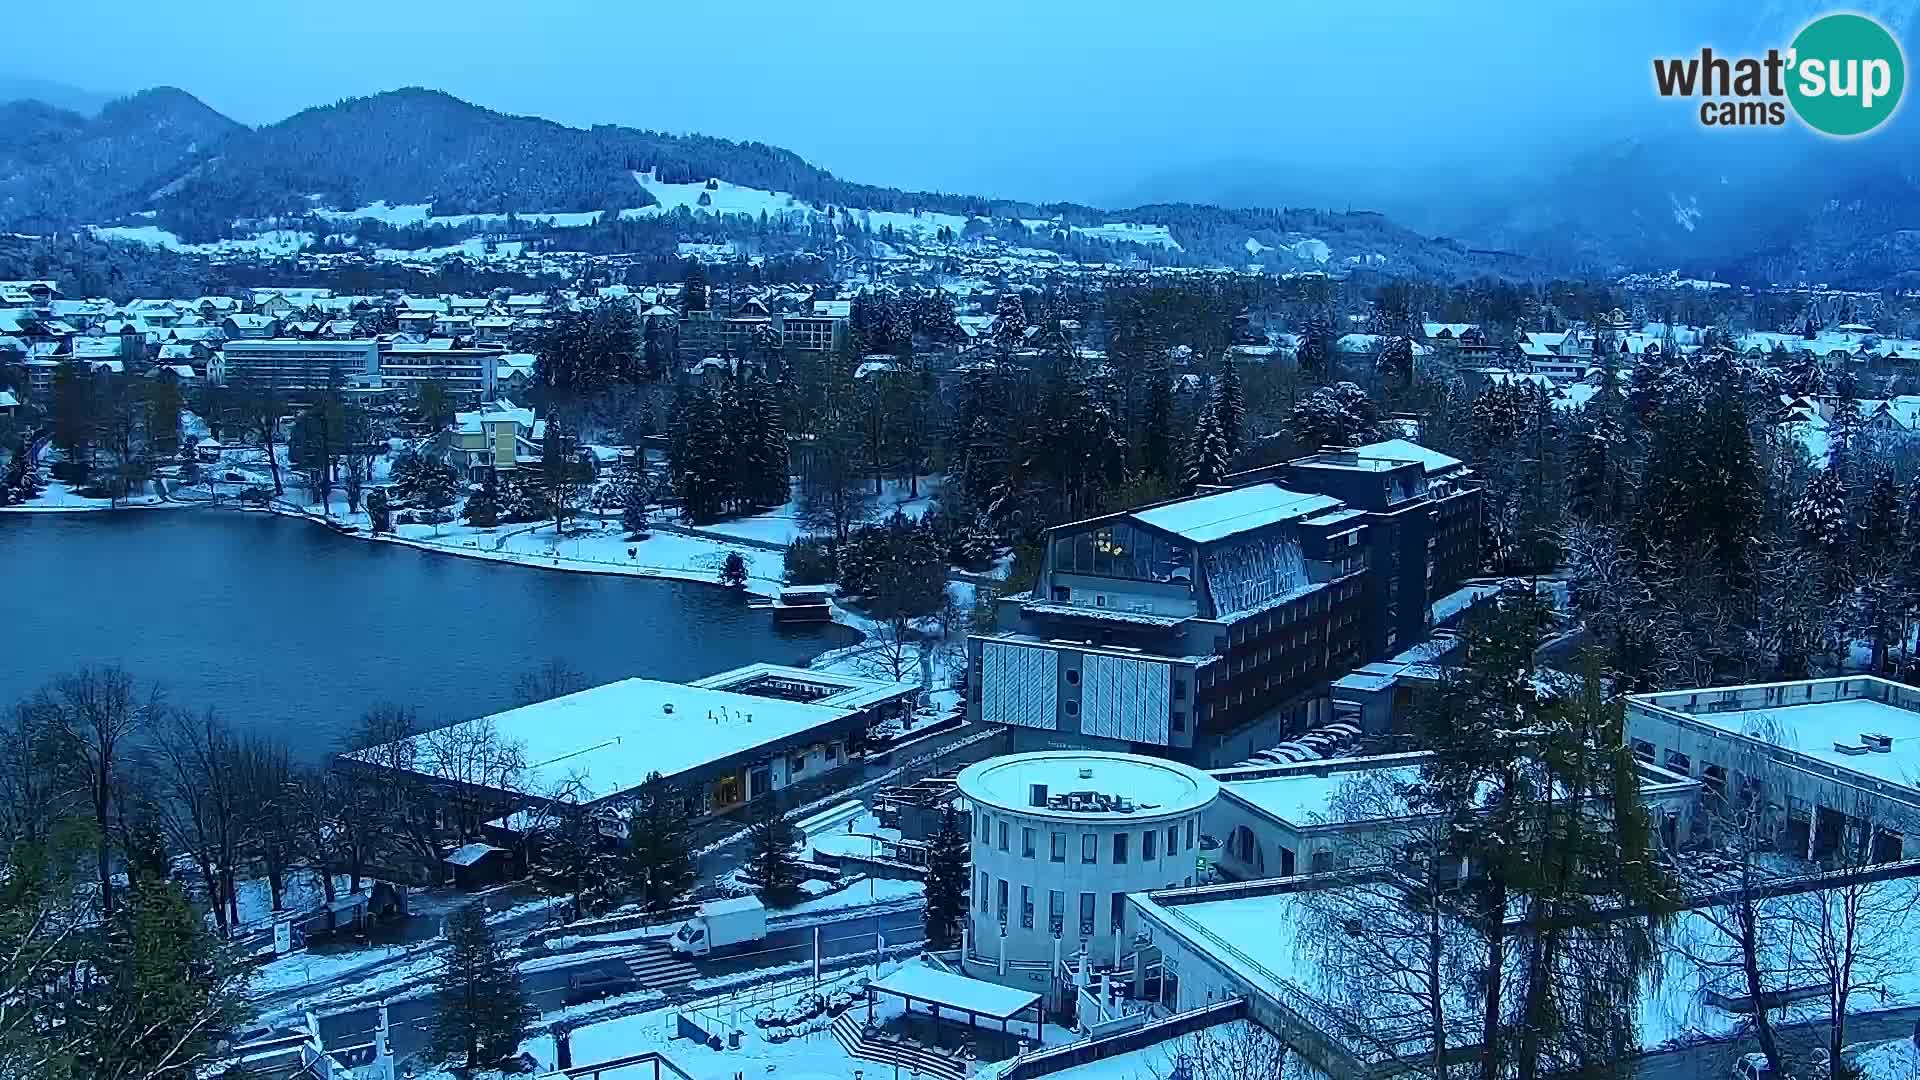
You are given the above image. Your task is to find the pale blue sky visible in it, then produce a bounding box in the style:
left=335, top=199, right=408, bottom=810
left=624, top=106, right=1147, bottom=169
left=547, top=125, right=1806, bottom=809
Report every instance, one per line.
left=4, top=0, right=1840, bottom=207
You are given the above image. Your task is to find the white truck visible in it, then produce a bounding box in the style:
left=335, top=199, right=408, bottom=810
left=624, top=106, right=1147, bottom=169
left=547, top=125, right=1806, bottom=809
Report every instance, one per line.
left=669, top=896, right=769, bottom=958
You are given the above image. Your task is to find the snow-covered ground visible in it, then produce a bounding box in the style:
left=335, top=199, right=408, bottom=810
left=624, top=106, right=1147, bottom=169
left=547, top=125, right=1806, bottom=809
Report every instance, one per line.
left=692, top=475, right=943, bottom=547
left=0, top=480, right=174, bottom=512
left=1853, top=1036, right=1920, bottom=1080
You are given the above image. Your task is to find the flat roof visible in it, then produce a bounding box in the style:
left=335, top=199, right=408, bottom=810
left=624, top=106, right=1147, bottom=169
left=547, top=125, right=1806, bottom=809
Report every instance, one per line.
left=1669, top=698, right=1920, bottom=788
left=870, top=963, right=1041, bottom=1019
left=958, top=751, right=1219, bottom=822
left=350, top=678, right=858, bottom=802
left=1133, top=484, right=1341, bottom=544
left=687, top=662, right=913, bottom=712
left=1221, top=765, right=1422, bottom=828
left=1349, top=438, right=1465, bottom=475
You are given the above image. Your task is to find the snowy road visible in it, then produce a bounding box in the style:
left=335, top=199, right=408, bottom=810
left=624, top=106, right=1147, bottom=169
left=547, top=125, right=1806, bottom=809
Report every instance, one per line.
left=313, top=908, right=927, bottom=1060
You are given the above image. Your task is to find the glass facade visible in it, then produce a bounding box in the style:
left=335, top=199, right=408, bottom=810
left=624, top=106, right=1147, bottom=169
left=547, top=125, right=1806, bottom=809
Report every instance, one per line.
left=1051, top=522, right=1194, bottom=585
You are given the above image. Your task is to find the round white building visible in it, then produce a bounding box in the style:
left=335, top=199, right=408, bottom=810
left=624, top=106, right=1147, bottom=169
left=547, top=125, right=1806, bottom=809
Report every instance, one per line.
left=956, top=751, right=1219, bottom=985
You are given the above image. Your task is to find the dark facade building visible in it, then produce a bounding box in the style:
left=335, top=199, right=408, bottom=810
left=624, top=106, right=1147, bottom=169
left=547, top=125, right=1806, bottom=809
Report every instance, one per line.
left=967, top=439, right=1482, bottom=767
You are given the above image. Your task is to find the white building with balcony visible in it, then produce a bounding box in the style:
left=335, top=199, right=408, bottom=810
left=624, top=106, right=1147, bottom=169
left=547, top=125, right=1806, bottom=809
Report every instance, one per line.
left=955, top=751, right=1218, bottom=997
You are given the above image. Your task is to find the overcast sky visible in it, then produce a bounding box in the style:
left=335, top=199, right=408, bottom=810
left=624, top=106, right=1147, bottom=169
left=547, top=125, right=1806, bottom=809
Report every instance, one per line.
left=3, top=0, right=1851, bottom=207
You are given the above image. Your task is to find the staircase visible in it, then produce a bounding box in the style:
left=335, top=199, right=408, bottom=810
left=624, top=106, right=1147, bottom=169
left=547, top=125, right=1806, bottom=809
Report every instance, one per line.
left=830, top=1012, right=972, bottom=1080
left=624, top=943, right=699, bottom=991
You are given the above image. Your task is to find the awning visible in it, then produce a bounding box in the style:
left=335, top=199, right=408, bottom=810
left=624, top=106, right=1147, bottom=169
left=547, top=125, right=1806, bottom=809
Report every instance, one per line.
left=869, top=965, right=1041, bottom=1021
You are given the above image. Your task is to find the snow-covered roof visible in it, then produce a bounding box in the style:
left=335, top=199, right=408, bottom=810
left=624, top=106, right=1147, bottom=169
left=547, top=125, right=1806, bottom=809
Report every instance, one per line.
left=1221, top=762, right=1424, bottom=827
left=1348, top=438, right=1465, bottom=477
left=353, top=677, right=863, bottom=803
left=870, top=963, right=1041, bottom=1019
left=1633, top=682, right=1920, bottom=790
left=958, top=751, right=1219, bottom=822
left=444, top=843, right=502, bottom=867
left=0, top=391, right=17, bottom=409
left=1133, top=484, right=1341, bottom=545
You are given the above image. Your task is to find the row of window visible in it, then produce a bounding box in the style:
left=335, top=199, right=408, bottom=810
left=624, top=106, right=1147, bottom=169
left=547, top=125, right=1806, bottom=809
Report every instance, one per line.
left=975, top=875, right=1194, bottom=934
left=977, top=814, right=1197, bottom=866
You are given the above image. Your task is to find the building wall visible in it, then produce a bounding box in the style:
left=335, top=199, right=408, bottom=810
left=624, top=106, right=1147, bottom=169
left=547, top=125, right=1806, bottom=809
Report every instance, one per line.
left=967, top=803, right=1207, bottom=974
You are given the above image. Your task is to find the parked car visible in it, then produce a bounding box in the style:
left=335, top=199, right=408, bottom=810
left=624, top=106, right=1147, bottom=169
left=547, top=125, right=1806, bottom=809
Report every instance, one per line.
left=563, top=967, right=636, bottom=1005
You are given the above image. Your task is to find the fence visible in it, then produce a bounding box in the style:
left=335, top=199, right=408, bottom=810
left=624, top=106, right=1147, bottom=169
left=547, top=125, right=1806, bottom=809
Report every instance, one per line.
left=995, top=998, right=1249, bottom=1080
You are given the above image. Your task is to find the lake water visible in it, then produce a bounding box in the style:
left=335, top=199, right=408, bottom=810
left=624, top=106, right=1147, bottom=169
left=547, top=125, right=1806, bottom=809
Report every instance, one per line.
left=0, top=509, right=855, bottom=762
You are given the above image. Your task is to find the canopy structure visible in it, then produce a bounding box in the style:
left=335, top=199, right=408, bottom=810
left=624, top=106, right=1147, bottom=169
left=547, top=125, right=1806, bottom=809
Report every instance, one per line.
left=869, top=964, right=1043, bottom=1034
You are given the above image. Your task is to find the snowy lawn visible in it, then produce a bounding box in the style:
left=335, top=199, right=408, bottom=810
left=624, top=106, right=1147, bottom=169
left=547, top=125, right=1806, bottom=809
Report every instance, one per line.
left=691, top=475, right=944, bottom=547
left=1853, top=1037, right=1920, bottom=1080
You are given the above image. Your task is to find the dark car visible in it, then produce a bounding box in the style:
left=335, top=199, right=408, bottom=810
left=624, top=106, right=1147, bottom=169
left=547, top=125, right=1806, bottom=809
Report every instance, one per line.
left=563, top=967, right=635, bottom=1006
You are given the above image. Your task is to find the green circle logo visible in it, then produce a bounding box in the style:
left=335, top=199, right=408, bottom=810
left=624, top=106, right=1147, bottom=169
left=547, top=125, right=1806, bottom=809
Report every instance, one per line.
left=1787, top=13, right=1906, bottom=136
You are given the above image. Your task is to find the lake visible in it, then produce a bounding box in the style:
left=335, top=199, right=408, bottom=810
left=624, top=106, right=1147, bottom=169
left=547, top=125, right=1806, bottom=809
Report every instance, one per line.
left=0, top=509, right=856, bottom=762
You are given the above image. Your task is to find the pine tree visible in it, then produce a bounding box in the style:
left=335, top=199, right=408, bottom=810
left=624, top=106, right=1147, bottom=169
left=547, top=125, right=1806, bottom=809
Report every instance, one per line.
left=683, top=260, right=709, bottom=313
left=1181, top=406, right=1231, bottom=492
left=49, top=358, right=97, bottom=483
left=1213, top=352, right=1245, bottom=455
left=620, top=463, right=654, bottom=536
left=529, top=811, right=620, bottom=920
left=990, top=292, right=1028, bottom=356
left=923, top=805, right=969, bottom=949
left=673, top=384, right=734, bottom=524
left=1792, top=468, right=1851, bottom=557
left=720, top=551, right=749, bottom=588
left=623, top=772, right=695, bottom=911
left=541, top=418, right=581, bottom=531
left=426, top=904, right=536, bottom=1076
left=746, top=794, right=803, bottom=907
left=1296, top=309, right=1334, bottom=377
left=462, top=468, right=500, bottom=527
left=757, top=376, right=792, bottom=507
left=1375, top=334, right=1416, bottom=389
left=1140, top=365, right=1174, bottom=483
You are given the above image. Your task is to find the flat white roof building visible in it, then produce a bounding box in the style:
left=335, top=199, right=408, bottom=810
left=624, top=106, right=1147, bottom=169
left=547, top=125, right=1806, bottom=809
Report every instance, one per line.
left=1626, top=676, right=1920, bottom=863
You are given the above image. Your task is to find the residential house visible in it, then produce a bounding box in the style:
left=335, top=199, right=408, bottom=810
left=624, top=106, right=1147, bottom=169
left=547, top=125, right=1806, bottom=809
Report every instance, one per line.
left=446, top=399, right=546, bottom=480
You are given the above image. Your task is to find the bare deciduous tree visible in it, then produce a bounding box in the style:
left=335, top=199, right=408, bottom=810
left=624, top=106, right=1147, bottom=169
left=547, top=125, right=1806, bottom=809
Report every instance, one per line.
left=50, top=666, right=160, bottom=920
left=151, top=707, right=245, bottom=936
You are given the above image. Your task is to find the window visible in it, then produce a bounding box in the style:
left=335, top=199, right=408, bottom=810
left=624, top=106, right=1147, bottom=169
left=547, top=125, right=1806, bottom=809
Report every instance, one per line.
left=1050, top=890, right=1065, bottom=934
left=997, top=879, right=1009, bottom=921
left=1111, top=892, right=1126, bottom=931
left=1665, top=750, right=1692, bottom=775
left=977, top=870, right=988, bottom=903
left=1167, top=825, right=1180, bottom=856
left=978, top=813, right=989, bottom=843
left=1021, top=885, right=1034, bottom=928
left=1082, top=834, right=1097, bottom=864
left=1173, top=678, right=1187, bottom=701
left=1079, top=892, right=1096, bottom=936
left=1630, top=739, right=1655, bottom=763
left=1066, top=668, right=1080, bottom=686
left=1143, top=829, right=1157, bottom=861
left=1113, top=832, right=1129, bottom=864
left=789, top=752, right=806, bottom=774
left=1703, top=764, right=1728, bottom=797
left=998, top=821, right=1009, bottom=852
left=1022, top=828, right=1036, bottom=859
left=1187, top=819, right=1197, bottom=848
left=1051, top=832, right=1067, bottom=862
left=1065, top=701, right=1080, bottom=717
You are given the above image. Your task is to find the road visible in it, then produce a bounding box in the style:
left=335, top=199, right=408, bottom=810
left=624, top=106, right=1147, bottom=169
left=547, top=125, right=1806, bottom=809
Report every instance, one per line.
left=1632, top=1006, right=1920, bottom=1080
left=315, top=907, right=927, bottom=1062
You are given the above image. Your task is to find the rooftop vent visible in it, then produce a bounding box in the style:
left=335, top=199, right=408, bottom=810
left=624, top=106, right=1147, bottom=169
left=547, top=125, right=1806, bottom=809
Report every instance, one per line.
left=1834, top=741, right=1872, bottom=756
left=1029, top=783, right=1049, bottom=807
left=1078, top=767, right=1094, bottom=779
left=1863, top=732, right=1894, bottom=753
left=663, top=703, right=674, bottom=715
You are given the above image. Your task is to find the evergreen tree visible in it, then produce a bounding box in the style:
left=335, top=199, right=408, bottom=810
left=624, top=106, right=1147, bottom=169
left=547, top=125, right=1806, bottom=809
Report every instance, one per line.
left=1295, top=309, right=1335, bottom=377
left=462, top=468, right=500, bottom=527
left=746, top=794, right=803, bottom=907
left=1, top=439, right=41, bottom=504
left=620, top=462, right=654, bottom=536
left=1213, top=352, right=1245, bottom=455
left=720, top=551, right=749, bottom=587
left=990, top=292, right=1028, bottom=356
left=1140, top=365, right=1174, bottom=483
left=529, top=811, right=619, bottom=920
left=1375, top=334, right=1416, bottom=389
left=144, top=372, right=184, bottom=457
left=426, top=904, right=535, bottom=1076
left=623, top=772, right=696, bottom=912
left=1791, top=467, right=1850, bottom=558
left=670, top=382, right=733, bottom=524
left=923, top=805, right=969, bottom=949
left=49, top=358, right=97, bottom=482
left=365, top=487, right=391, bottom=533
left=541, top=418, right=581, bottom=531
left=1181, top=406, right=1231, bottom=492
left=683, top=260, right=709, bottom=313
